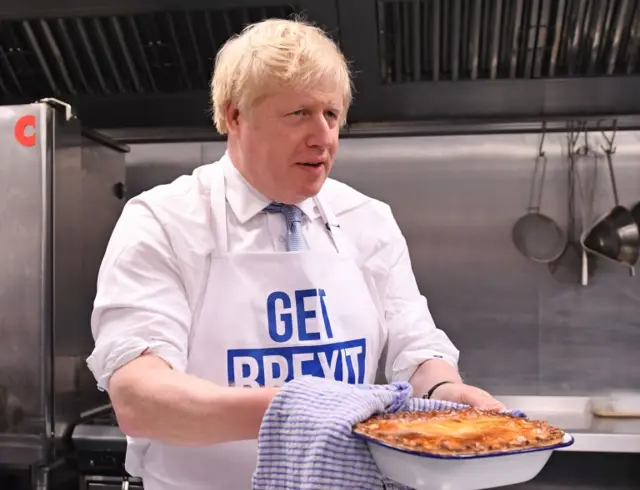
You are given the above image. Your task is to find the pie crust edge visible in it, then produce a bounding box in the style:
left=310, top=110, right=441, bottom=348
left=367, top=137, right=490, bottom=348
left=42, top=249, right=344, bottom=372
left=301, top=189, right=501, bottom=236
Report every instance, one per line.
left=352, top=407, right=567, bottom=457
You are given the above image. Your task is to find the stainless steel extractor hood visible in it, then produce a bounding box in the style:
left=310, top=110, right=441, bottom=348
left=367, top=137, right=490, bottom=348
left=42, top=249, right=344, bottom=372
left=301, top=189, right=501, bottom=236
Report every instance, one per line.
left=0, top=0, right=638, bottom=129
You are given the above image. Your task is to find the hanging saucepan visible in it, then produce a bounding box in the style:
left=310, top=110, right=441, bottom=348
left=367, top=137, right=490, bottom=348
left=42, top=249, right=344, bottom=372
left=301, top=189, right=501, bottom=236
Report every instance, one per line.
left=581, top=136, right=640, bottom=274
left=631, top=201, right=640, bottom=230
left=512, top=127, right=566, bottom=263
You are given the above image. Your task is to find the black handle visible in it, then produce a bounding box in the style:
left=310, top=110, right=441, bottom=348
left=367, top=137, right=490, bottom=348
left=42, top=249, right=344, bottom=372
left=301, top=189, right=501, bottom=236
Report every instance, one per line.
left=113, top=182, right=127, bottom=200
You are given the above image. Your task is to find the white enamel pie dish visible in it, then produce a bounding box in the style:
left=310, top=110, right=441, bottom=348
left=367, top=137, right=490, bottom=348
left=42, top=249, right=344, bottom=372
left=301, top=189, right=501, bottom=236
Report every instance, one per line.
left=353, top=421, right=574, bottom=490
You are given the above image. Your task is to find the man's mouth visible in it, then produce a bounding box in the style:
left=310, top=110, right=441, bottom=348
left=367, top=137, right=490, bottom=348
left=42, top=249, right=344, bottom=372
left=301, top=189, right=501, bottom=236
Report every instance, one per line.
left=297, top=162, right=324, bottom=168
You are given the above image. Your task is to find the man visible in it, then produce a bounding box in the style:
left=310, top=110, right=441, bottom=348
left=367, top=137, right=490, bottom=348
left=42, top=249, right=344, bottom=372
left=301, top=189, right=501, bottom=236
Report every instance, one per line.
left=87, top=17, right=504, bottom=490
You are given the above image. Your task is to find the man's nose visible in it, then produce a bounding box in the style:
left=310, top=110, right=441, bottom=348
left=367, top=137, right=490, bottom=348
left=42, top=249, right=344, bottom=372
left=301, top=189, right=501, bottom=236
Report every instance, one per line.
left=306, top=115, right=334, bottom=149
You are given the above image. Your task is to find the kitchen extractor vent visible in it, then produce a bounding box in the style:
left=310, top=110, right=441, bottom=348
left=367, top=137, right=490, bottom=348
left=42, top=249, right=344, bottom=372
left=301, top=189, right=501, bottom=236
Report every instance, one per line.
left=0, top=5, right=297, bottom=99
left=377, top=0, right=640, bottom=83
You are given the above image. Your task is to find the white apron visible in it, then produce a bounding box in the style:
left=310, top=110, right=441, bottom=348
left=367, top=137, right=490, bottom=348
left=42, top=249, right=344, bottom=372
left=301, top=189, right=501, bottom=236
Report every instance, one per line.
left=137, top=164, right=388, bottom=489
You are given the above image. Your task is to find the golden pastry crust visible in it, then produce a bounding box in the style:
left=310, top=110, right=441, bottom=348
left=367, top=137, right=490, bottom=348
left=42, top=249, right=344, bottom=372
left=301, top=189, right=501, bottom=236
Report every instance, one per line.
left=353, top=407, right=566, bottom=456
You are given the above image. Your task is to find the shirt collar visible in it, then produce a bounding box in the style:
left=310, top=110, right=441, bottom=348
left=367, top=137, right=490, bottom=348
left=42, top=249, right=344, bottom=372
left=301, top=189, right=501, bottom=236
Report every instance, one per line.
left=220, top=151, right=321, bottom=224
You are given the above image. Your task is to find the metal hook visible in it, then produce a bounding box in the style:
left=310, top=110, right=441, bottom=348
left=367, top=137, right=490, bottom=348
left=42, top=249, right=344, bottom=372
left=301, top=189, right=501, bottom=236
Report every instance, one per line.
left=581, top=121, right=590, bottom=155
left=567, top=121, right=577, bottom=152
left=538, top=121, right=546, bottom=157
left=599, top=118, right=618, bottom=154
left=568, top=120, right=585, bottom=155
left=574, top=121, right=582, bottom=150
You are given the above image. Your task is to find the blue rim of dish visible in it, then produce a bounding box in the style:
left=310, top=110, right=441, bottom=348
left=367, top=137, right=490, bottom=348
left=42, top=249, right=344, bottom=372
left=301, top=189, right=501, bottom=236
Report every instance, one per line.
left=352, top=431, right=575, bottom=460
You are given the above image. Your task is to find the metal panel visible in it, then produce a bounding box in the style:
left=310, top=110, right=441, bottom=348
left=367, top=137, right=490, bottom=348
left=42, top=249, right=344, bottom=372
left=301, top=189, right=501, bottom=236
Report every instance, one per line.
left=70, top=91, right=212, bottom=128
left=124, top=128, right=640, bottom=398
left=0, top=5, right=299, bottom=100
left=48, top=75, right=640, bottom=130
left=51, top=112, right=127, bottom=456
left=347, top=76, right=640, bottom=123
left=1, top=0, right=639, bottom=128
left=336, top=0, right=379, bottom=90
left=0, top=103, right=52, bottom=464
left=298, top=0, right=340, bottom=39
left=0, top=102, right=128, bottom=467
left=371, top=0, right=640, bottom=82
left=0, top=0, right=289, bottom=19
left=334, top=0, right=640, bottom=123
left=97, top=117, right=640, bottom=144
left=326, top=133, right=640, bottom=397
left=83, top=475, right=143, bottom=490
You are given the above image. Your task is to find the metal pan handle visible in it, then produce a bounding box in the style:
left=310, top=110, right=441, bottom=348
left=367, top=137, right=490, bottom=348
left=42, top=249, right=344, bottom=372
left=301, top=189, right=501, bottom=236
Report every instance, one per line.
left=527, top=123, right=548, bottom=212
left=600, top=119, right=620, bottom=206
left=603, top=149, right=620, bottom=206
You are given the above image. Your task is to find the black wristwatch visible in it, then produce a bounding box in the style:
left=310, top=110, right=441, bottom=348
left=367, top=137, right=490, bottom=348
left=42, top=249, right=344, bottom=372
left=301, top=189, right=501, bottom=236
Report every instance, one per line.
left=422, top=380, right=455, bottom=399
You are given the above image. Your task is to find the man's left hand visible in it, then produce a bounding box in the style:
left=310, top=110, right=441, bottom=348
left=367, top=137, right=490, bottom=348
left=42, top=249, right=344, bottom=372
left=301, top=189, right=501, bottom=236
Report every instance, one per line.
left=430, top=382, right=505, bottom=411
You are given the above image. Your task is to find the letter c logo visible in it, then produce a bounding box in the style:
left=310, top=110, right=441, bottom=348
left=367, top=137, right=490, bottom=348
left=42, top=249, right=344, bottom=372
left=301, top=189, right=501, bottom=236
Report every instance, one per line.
left=15, top=115, right=36, bottom=147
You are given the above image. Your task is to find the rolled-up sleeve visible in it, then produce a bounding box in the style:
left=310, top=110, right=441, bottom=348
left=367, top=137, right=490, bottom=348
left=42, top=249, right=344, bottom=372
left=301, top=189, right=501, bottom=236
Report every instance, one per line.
left=86, top=198, right=192, bottom=392
left=382, top=218, right=460, bottom=383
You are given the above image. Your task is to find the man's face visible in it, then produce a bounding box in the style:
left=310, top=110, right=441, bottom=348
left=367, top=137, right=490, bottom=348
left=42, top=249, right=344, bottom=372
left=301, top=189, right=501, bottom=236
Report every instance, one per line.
left=228, top=87, right=343, bottom=204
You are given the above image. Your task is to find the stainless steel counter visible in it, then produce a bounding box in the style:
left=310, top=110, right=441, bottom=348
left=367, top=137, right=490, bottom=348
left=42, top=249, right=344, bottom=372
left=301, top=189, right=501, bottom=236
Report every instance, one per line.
left=68, top=395, right=640, bottom=458
left=497, top=395, right=640, bottom=453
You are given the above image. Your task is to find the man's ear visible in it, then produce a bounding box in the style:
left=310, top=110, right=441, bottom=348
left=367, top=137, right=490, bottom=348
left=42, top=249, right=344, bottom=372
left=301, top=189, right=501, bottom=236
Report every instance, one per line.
left=225, top=104, right=241, bottom=135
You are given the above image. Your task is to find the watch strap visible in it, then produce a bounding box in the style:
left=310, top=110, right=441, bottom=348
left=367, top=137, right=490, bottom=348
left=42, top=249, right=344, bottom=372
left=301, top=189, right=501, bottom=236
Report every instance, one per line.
left=422, top=380, right=455, bottom=400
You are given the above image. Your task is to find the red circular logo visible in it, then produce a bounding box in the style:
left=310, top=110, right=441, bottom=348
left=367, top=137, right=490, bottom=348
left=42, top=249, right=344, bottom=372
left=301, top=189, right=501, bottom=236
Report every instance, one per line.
left=14, top=115, right=36, bottom=147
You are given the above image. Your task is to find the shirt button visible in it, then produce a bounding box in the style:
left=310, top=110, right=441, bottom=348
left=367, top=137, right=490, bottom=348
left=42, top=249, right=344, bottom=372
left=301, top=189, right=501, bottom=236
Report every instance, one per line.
left=278, top=235, right=286, bottom=243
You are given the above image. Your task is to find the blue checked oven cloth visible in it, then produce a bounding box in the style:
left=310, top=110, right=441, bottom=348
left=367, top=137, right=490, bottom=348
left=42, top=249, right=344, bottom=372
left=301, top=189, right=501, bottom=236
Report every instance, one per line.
left=252, top=376, right=526, bottom=490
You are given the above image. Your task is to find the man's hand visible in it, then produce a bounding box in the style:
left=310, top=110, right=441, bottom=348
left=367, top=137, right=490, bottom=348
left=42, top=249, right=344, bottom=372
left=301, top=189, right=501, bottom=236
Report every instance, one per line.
left=431, top=382, right=505, bottom=411
left=407, top=360, right=505, bottom=411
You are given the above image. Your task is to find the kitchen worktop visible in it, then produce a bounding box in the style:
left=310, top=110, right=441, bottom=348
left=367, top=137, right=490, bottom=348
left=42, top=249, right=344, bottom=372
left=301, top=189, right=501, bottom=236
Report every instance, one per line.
left=71, top=395, right=640, bottom=455
left=497, top=395, right=640, bottom=453
left=35, top=396, right=640, bottom=490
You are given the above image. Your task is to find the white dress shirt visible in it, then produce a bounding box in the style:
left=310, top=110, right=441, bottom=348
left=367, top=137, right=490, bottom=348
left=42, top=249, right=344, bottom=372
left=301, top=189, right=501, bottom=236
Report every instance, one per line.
left=87, top=153, right=459, bottom=390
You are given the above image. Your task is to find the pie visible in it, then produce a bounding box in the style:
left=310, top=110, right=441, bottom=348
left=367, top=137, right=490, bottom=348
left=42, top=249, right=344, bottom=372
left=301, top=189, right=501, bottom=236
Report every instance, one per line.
left=352, top=407, right=566, bottom=456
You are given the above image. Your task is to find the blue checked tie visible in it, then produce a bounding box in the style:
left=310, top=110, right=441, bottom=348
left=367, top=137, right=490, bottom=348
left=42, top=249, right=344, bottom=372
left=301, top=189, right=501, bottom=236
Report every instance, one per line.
left=264, top=203, right=307, bottom=251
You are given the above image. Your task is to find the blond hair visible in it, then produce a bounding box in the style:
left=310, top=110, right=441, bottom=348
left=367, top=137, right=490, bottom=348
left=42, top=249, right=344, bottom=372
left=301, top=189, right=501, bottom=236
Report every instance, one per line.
left=210, top=17, right=353, bottom=134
